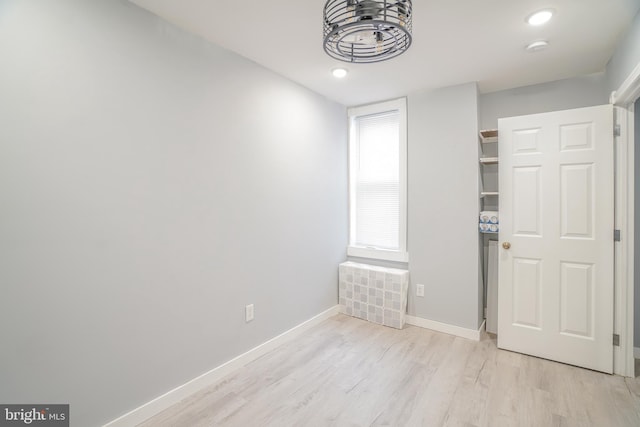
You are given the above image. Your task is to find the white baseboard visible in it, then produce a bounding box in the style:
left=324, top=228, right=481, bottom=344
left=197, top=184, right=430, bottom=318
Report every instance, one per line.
left=103, top=305, right=341, bottom=427
left=405, top=315, right=485, bottom=341
left=634, top=347, right=640, bottom=359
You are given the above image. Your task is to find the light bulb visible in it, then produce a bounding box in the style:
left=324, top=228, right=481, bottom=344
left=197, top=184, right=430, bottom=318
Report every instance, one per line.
left=375, top=31, right=383, bottom=54
left=398, top=0, right=407, bottom=26
left=346, top=0, right=356, bottom=23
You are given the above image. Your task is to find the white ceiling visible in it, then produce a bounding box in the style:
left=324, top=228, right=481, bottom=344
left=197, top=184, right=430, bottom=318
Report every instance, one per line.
left=130, top=0, right=640, bottom=106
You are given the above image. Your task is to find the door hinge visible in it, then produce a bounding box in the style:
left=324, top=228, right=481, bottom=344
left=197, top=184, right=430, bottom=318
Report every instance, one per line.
left=614, top=229, right=621, bottom=241
left=613, top=334, right=620, bottom=346
left=614, top=124, right=621, bottom=137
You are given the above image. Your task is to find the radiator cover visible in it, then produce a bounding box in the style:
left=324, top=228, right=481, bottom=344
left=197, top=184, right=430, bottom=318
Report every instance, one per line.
left=338, top=261, right=409, bottom=329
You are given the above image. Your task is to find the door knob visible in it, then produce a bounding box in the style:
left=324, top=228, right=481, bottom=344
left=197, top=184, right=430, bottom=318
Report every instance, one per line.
left=502, top=242, right=511, bottom=250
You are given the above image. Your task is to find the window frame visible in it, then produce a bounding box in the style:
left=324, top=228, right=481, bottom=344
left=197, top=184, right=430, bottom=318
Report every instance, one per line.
left=347, top=97, right=408, bottom=263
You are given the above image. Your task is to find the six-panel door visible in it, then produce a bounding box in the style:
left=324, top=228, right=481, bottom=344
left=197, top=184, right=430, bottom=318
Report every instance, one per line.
left=498, top=105, right=614, bottom=374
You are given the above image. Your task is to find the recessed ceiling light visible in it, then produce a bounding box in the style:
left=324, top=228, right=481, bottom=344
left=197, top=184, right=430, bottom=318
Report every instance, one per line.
left=332, top=68, right=348, bottom=78
left=527, top=9, right=553, bottom=26
left=526, top=40, right=550, bottom=52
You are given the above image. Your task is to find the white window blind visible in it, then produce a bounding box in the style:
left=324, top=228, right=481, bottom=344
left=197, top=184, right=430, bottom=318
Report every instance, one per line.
left=348, top=97, right=407, bottom=263
left=353, top=111, right=400, bottom=250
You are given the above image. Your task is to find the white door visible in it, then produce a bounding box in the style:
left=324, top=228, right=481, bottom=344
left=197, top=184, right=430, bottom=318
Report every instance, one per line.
left=498, top=105, right=614, bottom=373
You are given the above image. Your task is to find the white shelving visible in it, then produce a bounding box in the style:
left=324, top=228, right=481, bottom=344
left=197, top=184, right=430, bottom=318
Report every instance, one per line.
left=479, top=129, right=499, bottom=334
left=479, top=129, right=498, bottom=234
left=480, top=129, right=498, bottom=144
left=479, top=157, right=499, bottom=164
left=480, top=191, right=499, bottom=198
left=479, top=229, right=498, bottom=234
left=480, top=230, right=498, bottom=234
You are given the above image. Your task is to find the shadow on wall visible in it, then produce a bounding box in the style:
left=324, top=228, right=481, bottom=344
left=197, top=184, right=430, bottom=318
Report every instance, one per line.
left=635, top=97, right=640, bottom=350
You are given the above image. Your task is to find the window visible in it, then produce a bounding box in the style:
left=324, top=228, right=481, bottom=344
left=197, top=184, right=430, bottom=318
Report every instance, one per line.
left=348, top=98, right=408, bottom=262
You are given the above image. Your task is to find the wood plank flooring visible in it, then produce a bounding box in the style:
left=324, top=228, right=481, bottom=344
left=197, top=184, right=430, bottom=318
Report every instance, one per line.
left=141, top=315, right=640, bottom=427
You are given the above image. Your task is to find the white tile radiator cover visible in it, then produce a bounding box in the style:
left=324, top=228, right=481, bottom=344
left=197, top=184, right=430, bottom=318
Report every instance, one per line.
left=338, top=261, right=409, bottom=329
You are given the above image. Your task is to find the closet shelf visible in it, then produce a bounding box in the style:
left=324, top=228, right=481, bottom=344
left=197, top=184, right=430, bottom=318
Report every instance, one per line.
left=480, top=192, right=499, bottom=198
left=479, top=157, right=499, bottom=164
left=480, top=230, right=499, bottom=234
left=479, top=129, right=498, bottom=144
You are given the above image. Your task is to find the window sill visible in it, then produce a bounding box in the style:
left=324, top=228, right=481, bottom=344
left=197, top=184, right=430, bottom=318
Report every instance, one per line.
left=347, top=246, right=409, bottom=263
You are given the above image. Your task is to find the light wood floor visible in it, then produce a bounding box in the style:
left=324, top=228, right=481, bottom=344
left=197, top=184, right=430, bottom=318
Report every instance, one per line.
left=141, top=314, right=640, bottom=427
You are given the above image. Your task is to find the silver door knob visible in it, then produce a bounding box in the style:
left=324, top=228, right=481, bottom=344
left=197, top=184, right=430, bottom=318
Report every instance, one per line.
left=502, top=242, right=511, bottom=250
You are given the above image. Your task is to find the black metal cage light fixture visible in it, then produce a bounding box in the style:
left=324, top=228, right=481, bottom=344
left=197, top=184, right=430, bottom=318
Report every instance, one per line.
left=323, top=0, right=413, bottom=63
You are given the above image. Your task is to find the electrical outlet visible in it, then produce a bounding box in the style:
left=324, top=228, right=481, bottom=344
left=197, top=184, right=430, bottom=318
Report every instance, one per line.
left=416, top=284, right=425, bottom=297
left=245, top=304, right=254, bottom=322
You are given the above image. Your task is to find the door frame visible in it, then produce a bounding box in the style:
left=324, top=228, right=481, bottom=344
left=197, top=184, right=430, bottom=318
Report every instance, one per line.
left=611, top=60, right=640, bottom=377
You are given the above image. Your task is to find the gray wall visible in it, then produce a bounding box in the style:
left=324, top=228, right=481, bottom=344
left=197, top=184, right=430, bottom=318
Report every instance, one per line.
left=0, top=1, right=347, bottom=426
left=408, top=82, right=482, bottom=330
left=607, top=10, right=640, bottom=92
left=479, top=73, right=609, bottom=130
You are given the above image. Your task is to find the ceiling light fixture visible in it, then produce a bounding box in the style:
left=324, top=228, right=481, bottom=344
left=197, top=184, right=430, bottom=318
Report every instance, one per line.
left=323, top=0, right=413, bottom=63
left=332, top=68, right=348, bottom=78
left=526, top=40, right=550, bottom=52
left=527, top=9, right=553, bottom=26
